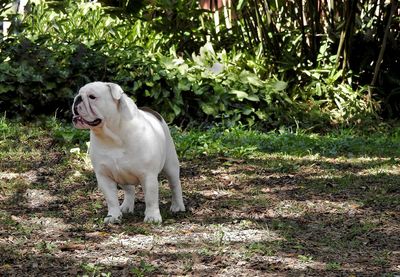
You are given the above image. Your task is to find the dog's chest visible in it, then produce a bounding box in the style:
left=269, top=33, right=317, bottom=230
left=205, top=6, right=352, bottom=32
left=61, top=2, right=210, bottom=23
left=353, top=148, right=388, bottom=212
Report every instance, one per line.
left=95, top=149, right=140, bottom=185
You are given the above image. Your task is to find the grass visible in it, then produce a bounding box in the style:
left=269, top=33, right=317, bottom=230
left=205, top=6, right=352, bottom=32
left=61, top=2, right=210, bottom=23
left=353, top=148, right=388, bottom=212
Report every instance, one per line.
left=0, top=117, right=399, bottom=276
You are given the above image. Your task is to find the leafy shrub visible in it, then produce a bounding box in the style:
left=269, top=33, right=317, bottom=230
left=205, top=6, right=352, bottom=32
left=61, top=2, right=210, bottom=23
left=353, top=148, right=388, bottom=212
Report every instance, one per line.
left=0, top=37, right=110, bottom=118
left=110, top=42, right=292, bottom=125
left=0, top=0, right=378, bottom=128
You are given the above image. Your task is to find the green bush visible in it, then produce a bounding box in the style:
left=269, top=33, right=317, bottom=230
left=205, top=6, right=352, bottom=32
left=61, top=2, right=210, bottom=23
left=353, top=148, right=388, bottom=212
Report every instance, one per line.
left=0, top=0, right=378, bottom=128
left=0, top=37, right=111, bottom=118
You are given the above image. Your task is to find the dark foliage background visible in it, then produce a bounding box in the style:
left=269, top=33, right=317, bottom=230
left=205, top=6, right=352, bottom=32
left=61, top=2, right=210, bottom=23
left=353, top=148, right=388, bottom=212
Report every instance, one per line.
left=0, top=0, right=398, bottom=129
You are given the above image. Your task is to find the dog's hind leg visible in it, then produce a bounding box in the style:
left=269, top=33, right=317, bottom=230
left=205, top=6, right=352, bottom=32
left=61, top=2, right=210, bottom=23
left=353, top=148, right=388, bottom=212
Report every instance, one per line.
left=141, top=174, right=163, bottom=223
left=163, top=148, right=186, bottom=213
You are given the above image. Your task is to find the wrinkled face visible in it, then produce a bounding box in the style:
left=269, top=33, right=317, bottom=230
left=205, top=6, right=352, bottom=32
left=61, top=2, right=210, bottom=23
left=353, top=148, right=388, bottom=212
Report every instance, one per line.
left=72, top=82, right=118, bottom=129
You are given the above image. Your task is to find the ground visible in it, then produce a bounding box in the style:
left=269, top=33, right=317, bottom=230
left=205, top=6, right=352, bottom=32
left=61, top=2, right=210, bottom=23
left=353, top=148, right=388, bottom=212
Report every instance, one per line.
left=0, top=120, right=399, bottom=276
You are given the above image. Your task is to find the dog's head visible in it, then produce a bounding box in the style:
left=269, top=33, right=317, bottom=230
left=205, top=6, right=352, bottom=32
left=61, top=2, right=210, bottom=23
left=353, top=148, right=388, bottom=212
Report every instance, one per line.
left=72, top=82, right=131, bottom=129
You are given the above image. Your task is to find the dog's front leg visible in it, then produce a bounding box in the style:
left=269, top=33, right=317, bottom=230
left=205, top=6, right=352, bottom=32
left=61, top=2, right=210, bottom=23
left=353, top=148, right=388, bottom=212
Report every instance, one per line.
left=120, top=184, right=135, bottom=214
left=141, top=174, right=162, bottom=223
left=96, top=174, right=122, bottom=224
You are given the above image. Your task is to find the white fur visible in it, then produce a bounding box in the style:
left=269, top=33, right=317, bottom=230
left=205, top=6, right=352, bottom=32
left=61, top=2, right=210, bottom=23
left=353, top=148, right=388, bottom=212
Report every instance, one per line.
left=72, top=82, right=185, bottom=223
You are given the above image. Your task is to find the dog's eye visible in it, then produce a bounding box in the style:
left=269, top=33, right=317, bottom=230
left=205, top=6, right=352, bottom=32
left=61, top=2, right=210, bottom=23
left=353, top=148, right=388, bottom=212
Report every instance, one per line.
left=89, top=95, right=96, bottom=100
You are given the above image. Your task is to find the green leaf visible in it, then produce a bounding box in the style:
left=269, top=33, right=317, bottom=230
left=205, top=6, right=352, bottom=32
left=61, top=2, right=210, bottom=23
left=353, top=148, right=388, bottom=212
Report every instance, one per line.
left=236, top=0, right=247, bottom=10
left=200, top=102, right=217, bottom=115
left=213, top=84, right=225, bottom=94
left=246, top=75, right=263, bottom=87
left=246, top=95, right=260, bottom=102
left=193, top=86, right=207, bottom=96
left=329, top=70, right=343, bottom=83
left=145, top=81, right=154, bottom=87
left=177, top=79, right=191, bottom=91
left=255, top=110, right=267, bottom=120
left=230, top=90, right=259, bottom=101
left=242, top=107, right=254, bottom=115
left=272, top=80, right=288, bottom=91
left=178, top=64, right=189, bottom=75
left=168, top=101, right=181, bottom=116
left=152, top=74, right=161, bottom=81
left=0, top=84, right=14, bottom=94
left=230, top=90, right=248, bottom=101
left=239, top=71, right=263, bottom=87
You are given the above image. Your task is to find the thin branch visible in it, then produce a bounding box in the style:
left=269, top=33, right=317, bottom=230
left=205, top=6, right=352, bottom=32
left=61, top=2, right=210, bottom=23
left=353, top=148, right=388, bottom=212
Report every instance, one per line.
left=370, top=0, right=398, bottom=86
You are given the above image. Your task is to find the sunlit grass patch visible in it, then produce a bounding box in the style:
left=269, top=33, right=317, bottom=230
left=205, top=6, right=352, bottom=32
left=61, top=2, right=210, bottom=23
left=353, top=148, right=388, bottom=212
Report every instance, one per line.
left=174, top=124, right=400, bottom=158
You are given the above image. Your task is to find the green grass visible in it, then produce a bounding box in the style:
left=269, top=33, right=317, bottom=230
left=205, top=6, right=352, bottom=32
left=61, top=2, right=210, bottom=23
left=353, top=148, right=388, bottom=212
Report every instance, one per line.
left=169, top=123, right=400, bottom=162
left=3, top=117, right=400, bottom=159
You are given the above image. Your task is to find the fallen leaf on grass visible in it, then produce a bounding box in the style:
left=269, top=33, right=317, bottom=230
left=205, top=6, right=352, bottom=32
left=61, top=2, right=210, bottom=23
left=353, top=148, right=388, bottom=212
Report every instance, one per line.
left=85, top=231, right=109, bottom=238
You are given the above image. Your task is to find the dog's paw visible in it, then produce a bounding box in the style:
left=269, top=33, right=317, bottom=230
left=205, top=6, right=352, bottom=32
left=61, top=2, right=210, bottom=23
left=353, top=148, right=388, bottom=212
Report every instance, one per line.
left=144, top=211, right=162, bottom=224
left=170, top=202, right=186, bottom=213
left=120, top=201, right=134, bottom=214
left=104, top=214, right=122, bottom=224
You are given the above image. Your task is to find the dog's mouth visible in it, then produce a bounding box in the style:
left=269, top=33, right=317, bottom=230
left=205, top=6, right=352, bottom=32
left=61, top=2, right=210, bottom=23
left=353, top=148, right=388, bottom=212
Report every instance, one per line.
left=73, top=115, right=102, bottom=127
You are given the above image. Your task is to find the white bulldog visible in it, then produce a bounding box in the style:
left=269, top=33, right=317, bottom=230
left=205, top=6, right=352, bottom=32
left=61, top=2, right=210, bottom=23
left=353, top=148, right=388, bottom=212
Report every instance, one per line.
left=72, top=81, right=185, bottom=223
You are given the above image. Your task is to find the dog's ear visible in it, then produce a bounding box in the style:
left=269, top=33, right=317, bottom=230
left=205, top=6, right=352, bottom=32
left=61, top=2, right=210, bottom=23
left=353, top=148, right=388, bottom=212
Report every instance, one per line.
left=107, top=83, right=123, bottom=100
left=120, top=95, right=138, bottom=120
left=106, top=82, right=137, bottom=120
